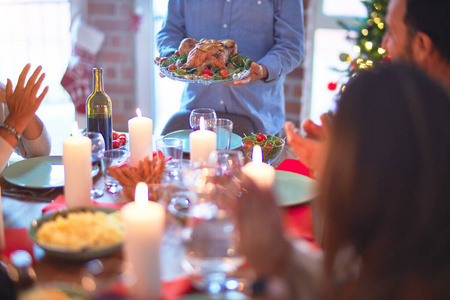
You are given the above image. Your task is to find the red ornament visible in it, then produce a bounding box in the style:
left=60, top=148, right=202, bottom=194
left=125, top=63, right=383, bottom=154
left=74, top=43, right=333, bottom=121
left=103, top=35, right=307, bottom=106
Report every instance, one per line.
left=382, top=54, right=392, bottom=65
left=327, top=82, right=338, bottom=91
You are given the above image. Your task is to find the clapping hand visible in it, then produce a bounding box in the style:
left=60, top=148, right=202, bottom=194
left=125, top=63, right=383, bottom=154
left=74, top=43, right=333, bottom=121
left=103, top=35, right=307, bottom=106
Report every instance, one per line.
left=285, top=113, right=332, bottom=175
left=0, top=81, right=5, bottom=103
left=4, top=64, right=48, bottom=134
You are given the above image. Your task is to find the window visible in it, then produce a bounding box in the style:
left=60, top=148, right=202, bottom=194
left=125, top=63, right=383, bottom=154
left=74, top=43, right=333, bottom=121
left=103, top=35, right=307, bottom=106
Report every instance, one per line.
left=323, top=0, right=366, bottom=17
left=0, top=0, right=74, bottom=155
left=0, top=0, right=72, bottom=105
left=152, top=0, right=184, bottom=135
left=304, top=0, right=367, bottom=123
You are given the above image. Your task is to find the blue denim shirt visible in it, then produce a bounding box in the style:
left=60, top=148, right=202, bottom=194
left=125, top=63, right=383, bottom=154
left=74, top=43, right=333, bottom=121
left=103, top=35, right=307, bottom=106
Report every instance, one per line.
left=157, top=0, right=304, bottom=134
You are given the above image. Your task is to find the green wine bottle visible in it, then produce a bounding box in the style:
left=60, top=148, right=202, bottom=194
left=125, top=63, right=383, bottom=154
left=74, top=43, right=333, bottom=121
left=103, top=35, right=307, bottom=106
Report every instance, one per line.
left=86, top=68, right=113, bottom=150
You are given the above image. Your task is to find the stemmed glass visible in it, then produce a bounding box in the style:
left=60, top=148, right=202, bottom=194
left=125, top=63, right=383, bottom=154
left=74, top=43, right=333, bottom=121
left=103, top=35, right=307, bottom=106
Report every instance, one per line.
left=189, top=108, right=217, bottom=131
left=182, top=209, right=244, bottom=294
left=83, top=132, right=106, bottom=198
left=181, top=170, right=245, bottom=295
left=208, top=150, right=245, bottom=177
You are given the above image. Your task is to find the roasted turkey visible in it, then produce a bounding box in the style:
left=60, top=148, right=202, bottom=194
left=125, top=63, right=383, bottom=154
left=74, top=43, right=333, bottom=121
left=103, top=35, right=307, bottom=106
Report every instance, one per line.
left=178, top=38, right=238, bottom=75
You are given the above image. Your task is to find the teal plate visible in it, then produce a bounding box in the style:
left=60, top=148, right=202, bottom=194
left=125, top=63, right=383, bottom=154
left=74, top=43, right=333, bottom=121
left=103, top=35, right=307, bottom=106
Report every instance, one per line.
left=164, top=129, right=242, bottom=153
left=3, top=156, right=99, bottom=189
left=181, top=291, right=249, bottom=300
left=274, top=170, right=317, bottom=207
left=29, top=206, right=122, bottom=261
left=19, top=282, right=89, bottom=299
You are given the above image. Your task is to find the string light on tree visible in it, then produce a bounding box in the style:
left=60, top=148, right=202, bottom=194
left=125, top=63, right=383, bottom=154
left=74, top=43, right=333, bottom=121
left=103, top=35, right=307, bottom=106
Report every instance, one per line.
left=327, top=0, right=390, bottom=92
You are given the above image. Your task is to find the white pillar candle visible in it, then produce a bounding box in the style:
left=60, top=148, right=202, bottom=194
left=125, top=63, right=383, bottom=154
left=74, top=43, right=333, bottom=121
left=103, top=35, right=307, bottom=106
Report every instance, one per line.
left=190, top=117, right=217, bottom=163
left=62, top=122, right=92, bottom=208
left=0, top=187, right=5, bottom=251
left=242, top=145, right=276, bottom=189
left=121, top=182, right=165, bottom=300
left=128, top=108, right=153, bottom=167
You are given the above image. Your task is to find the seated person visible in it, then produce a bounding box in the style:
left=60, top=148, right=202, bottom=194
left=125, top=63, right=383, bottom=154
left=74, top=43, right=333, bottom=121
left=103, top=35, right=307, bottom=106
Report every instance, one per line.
left=0, top=64, right=51, bottom=172
left=236, top=64, right=450, bottom=299
left=286, top=0, right=450, bottom=174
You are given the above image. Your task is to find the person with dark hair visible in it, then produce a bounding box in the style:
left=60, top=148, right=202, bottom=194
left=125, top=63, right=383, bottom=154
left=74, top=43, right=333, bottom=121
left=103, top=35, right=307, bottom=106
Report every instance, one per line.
left=286, top=0, right=450, bottom=174
left=383, top=0, right=450, bottom=92
left=236, top=64, right=450, bottom=299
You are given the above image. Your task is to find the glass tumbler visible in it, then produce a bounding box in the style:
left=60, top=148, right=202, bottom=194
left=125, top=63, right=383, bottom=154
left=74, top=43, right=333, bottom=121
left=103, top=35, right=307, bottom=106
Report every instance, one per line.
left=189, top=108, right=217, bottom=131
left=101, top=149, right=129, bottom=194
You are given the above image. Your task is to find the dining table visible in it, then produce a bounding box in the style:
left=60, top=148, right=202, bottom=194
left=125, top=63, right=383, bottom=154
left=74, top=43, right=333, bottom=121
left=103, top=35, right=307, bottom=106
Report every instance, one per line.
left=0, top=148, right=319, bottom=299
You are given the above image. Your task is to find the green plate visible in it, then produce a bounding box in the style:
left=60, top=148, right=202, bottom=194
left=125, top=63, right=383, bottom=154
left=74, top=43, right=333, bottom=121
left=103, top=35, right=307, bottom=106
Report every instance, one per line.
left=274, top=171, right=317, bottom=207
left=29, top=206, right=123, bottom=261
left=3, top=156, right=99, bottom=189
left=164, top=129, right=242, bottom=153
left=181, top=291, right=249, bottom=300
left=19, top=282, right=89, bottom=299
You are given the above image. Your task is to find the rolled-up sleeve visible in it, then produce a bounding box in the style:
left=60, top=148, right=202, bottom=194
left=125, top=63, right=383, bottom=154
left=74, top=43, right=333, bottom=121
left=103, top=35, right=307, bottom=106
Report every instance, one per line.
left=15, top=125, right=51, bottom=158
left=156, top=0, right=187, bottom=57
left=259, top=0, right=305, bottom=82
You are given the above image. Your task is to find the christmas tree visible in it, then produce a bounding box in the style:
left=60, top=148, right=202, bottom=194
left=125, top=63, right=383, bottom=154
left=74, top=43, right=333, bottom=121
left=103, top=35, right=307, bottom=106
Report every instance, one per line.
left=329, top=0, right=390, bottom=91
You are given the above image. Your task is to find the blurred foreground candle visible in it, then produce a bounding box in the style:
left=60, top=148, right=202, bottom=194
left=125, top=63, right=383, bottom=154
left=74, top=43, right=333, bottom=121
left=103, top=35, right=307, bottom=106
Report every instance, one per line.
left=121, top=182, right=165, bottom=300
left=0, top=187, right=5, bottom=250
left=190, top=117, right=217, bottom=163
left=62, top=122, right=92, bottom=208
left=242, top=145, right=275, bottom=189
left=128, top=108, right=153, bottom=167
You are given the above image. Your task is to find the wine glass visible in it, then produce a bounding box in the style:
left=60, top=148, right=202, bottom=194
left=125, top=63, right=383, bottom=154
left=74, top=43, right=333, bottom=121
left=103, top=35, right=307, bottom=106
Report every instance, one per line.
left=83, top=132, right=106, bottom=198
left=181, top=172, right=244, bottom=295
left=208, top=150, right=245, bottom=177
left=181, top=207, right=244, bottom=294
left=189, top=108, right=217, bottom=131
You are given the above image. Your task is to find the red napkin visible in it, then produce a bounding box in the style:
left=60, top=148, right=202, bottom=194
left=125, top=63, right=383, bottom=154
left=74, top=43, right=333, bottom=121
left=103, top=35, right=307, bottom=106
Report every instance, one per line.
left=0, top=227, right=193, bottom=298
left=103, top=276, right=194, bottom=299
left=276, top=159, right=320, bottom=248
left=162, top=277, right=195, bottom=299
left=1, top=228, right=35, bottom=263
left=276, top=159, right=311, bottom=177
left=42, top=195, right=126, bottom=214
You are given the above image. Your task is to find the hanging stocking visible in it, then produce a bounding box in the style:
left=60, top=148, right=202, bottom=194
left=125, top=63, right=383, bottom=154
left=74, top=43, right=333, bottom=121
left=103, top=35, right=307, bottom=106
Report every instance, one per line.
left=61, top=21, right=105, bottom=114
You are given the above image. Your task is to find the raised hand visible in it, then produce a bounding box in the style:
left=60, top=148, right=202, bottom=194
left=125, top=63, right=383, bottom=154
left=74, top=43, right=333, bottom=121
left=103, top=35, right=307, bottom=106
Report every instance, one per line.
left=0, top=81, right=5, bottom=103
left=285, top=114, right=332, bottom=175
left=4, top=64, right=48, bottom=134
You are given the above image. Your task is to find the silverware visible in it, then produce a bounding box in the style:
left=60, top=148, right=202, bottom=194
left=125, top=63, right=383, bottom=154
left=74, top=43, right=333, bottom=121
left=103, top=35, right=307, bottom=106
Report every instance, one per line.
left=1, top=189, right=54, bottom=202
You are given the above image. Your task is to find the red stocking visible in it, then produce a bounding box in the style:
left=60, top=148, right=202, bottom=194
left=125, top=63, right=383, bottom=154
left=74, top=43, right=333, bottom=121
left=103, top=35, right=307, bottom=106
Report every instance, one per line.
left=61, top=45, right=96, bottom=114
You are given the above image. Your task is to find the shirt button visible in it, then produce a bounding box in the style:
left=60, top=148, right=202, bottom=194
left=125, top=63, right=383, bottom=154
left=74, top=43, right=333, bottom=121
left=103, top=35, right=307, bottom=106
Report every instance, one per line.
left=257, top=0, right=262, bottom=4
left=223, top=24, right=228, bottom=28
left=220, top=100, right=224, bottom=105
left=227, top=0, right=231, bottom=2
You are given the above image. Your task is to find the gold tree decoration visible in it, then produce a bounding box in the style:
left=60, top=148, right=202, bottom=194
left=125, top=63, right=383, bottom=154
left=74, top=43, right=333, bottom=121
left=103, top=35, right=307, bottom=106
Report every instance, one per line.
left=329, top=0, right=390, bottom=92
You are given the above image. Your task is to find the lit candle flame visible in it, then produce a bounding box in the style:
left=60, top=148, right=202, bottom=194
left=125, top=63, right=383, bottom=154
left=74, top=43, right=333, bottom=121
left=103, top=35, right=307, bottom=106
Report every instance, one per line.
left=199, top=116, right=205, bottom=131
left=252, top=145, right=263, bottom=163
left=135, top=182, right=148, bottom=205
left=71, top=121, right=79, bottom=137
left=136, top=108, right=142, bottom=117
